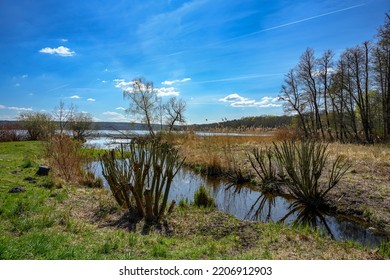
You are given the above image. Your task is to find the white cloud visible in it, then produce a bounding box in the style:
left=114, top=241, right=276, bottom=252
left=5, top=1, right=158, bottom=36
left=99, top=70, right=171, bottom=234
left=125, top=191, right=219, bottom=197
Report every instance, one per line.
left=60, top=38, right=68, bottom=42
left=219, top=93, right=281, bottom=108
left=70, top=95, right=81, bottom=99
left=156, top=87, right=180, bottom=97
left=8, top=106, right=32, bottom=111
left=87, top=98, right=96, bottom=102
left=22, top=74, right=28, bottom=78
left=39, top=46, right=76, bottom=57
left=162, top=77, right=191, bottom=85
left=0, top=104, right=32, bottom=111
left=115, top=79, right=180, bottom=97
left=116, top=107, right=126, bottom=111
left=114, top=79, right=134, bottom=89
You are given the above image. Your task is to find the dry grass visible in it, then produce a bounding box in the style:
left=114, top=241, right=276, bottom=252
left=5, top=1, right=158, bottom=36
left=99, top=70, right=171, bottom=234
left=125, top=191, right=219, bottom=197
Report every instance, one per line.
left=172, top=131, right=390, bottom=234
left=176, top=133, right=275, bottom=177
left=326, top=143, right=390, bottom=233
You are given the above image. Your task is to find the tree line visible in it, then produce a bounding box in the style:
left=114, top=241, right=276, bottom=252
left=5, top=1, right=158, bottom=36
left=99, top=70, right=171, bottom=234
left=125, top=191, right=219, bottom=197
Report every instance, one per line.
left=279, top=13, right=390, bottom=143
left=191, top=115, right=292, bottom=131
left=17, top=101, right=93, bottom=141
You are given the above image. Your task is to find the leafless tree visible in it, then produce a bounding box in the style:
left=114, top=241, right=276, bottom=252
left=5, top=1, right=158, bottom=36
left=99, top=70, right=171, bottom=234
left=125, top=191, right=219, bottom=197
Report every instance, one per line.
left=69, top=112, right=93, bottom=141
left=53, top=101, right=75, bottom=135
left=163, top=97, right=186, bottom=132
left=123, top=77, right=159, bottom=136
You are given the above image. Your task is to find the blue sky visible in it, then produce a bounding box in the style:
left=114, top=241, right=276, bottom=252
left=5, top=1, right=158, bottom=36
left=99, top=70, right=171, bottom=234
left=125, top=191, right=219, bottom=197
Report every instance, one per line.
left=0, top=0, right=389, bottom=124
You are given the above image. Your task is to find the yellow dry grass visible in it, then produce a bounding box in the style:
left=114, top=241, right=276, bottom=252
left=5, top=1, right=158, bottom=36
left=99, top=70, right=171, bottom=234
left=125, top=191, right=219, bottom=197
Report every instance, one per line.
left=172, top=131, right=390, bottom=234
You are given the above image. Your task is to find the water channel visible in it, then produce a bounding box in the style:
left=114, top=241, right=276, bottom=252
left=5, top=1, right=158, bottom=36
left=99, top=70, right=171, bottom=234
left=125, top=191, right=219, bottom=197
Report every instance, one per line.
left=86, top=136, right=388, bottom=247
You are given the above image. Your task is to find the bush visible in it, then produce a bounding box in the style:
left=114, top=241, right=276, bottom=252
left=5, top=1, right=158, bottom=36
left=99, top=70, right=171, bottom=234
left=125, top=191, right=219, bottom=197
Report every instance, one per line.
left=193, top=185, right=215, bottom=208
left=100, top=139, right=185, bottom=224
left=273, top=140, right=350, bottom=210
left=45, top=135, right=85, bottom=183
left=18, top=112, right=55, bottom=140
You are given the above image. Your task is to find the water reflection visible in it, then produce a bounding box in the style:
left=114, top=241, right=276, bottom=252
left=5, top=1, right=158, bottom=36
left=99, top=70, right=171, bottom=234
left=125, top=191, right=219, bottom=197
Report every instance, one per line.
left=247, top=192, right=278, bottom=222
left=247, top=190, right=388, bottom=246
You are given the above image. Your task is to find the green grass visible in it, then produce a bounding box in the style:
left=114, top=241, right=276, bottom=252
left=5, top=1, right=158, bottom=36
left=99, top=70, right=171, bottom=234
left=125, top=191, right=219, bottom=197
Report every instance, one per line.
left=0, top=140, right=388, bottom=260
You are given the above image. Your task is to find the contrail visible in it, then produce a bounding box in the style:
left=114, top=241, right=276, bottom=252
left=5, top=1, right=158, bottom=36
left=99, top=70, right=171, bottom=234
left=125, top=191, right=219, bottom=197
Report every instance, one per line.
left=220, top=3, right=366, bottom=44
left=46, top=84, right=69, bottom=93
left=169, top=3, right=366, bottom=57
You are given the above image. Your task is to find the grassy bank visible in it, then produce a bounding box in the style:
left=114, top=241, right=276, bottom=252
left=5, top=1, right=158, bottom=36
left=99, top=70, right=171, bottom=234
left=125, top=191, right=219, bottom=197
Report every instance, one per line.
left=0, top=141, right=388, bottom=259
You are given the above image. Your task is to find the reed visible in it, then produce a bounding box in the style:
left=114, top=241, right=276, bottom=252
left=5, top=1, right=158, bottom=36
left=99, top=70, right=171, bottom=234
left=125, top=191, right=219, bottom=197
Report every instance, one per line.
left=273, top=140, right=350, bottom=210
left=247, top=146, right=278, bottom=186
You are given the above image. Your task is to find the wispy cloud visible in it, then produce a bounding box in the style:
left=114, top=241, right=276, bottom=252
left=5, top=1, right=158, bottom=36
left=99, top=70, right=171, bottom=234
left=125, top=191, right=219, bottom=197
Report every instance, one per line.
left=115, top=107, right=126, bottom=111
left=70, top=95, right=81, bottom=99
left=114, top=79, right=133, bottom=88
left=162, top=77, right=191, bottom=85
left=219, top=93, right=281, bottom=108
left=39, top=46, right=76, bottom=57
left=87, top=98, right=96, bottom=102
left=156, top=87, right=180, bottom=97
left=0, top=104, right=32, bottom=111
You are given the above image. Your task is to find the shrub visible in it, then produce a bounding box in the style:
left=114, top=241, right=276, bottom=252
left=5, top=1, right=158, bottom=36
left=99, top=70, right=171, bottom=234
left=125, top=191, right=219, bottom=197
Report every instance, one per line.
left=45, top=135, right=85, bottom=183
left=18, top=112, right=55, bottom=140
left=273, top=140, right=350, bottom=210
left=100, top=139, right=185, bottom=224
left=193, top=185, right=215, bottom=208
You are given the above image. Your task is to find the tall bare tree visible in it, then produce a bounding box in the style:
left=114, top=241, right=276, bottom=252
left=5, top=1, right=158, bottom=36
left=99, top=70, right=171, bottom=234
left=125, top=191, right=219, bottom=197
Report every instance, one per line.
left=123, top=77, right=159, bottom=136
left=279, top=68, right=310, bottom=138
left=297, top=48, right=324, bottom=139
left=317, top=49, right=335, bottom=140
left=373, top=13, right=390, bottom=140
left=53, top=101, right=75, bottom=135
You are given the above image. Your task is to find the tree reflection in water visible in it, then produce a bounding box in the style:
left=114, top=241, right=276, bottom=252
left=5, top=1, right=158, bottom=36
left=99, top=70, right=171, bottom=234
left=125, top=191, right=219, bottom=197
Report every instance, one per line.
left=246, top=192, right=277, bottom=222
left=278, top=201, right=335, bottom=239
left=246, top=189, right=336, bottom=239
